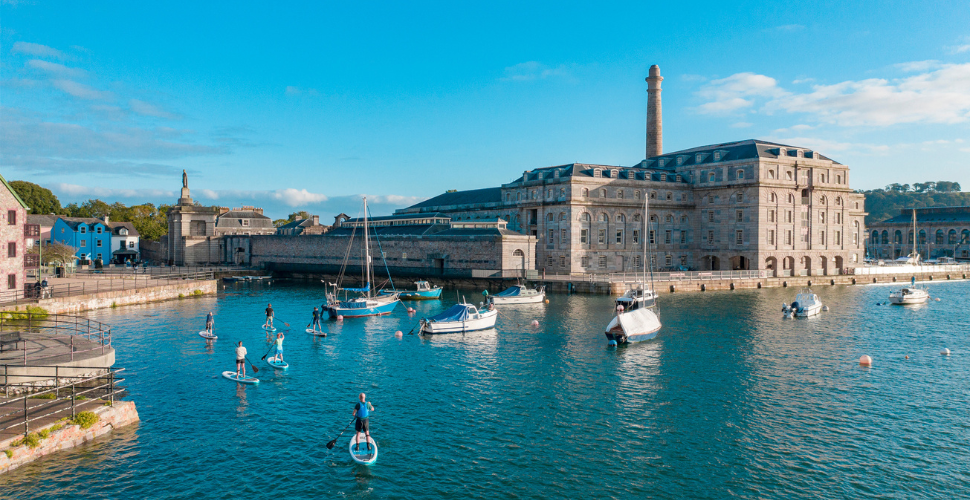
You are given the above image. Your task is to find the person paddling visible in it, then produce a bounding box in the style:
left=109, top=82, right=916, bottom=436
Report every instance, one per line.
left=310, top=307, right=321, bottom=332
left=235, top=341, right=248, bottom=377
left=264, top=303, right=275, bottom=329
left=273, top=332, right=285, bottom=363
left=352, top=393, right=375, bottom=451
left=205, top=311, right=214, bottom=334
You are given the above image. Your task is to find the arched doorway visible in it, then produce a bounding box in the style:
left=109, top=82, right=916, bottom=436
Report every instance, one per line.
left=765, top=256, right=778, bottom=277
left=834, top=256, right=844, bottom=274
left=730, top=256, right=749, bottom=270
left=801, top=256, right=812, bottom=276
left=702, top=255, right=721, bottom=271
left=820, top=256, right=828, bottom=276
left=512, top=249, right=526, bottom=277
left=782, top=256, right=795, bottom=277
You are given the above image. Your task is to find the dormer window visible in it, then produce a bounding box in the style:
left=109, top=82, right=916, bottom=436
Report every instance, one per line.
left=660, top=173, right=667, bottom=181
left=610, top=169, right=618, bottom=178
left=80, top=226, right=87, bottom=234
left=696, top=153, right=703, bottom=163
left=593, top=169, right=601, bottom=178
left=242, top=219, right=250, bottom=227
left=96, top=226, right=102, bottom=234
left=119, top=228, right=128, bottom=236
left=676, top=156, right=685, bottom=166
left=708, top=172, right=715, bottom=182
left=713, top=151, right=721, bottom=162
left=676, top=175, right=682, bottom=182
left=737, top=170, right=745, bottom=180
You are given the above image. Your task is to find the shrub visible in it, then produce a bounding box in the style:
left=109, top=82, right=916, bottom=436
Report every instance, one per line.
left=178, top=293, right=185, bottom=299
left=4, top=450, right=11, bottom=458
left=12, top=433, right=41, bottom=449
left=38, top=429, right=50, bottom=439
left=49, top=423, right=64, bottom=433
left=111, top=302, right=117, bottom=308
left=72, top=411, right=98, bottom=429
left=76, top=396, right=88, bottom=401
left=29, top=393, right=56, bottom=400
left=193, top=289, right=203, bottom=296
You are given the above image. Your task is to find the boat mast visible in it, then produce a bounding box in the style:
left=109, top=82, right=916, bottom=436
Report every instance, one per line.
left=364, top=196, right=372, bottom=299
left=642, top=192, right=648, bottom=285
left=912, top=208, right=917, bottom=263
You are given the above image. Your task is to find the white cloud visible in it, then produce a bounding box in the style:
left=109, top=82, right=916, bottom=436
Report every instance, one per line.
left=895, top=60, right=941, bottom=72
left=947, top=43, right=970, bottom=54
left=26, top=59, right=86, bottom=78
left=501, top=61, right=570, bottom=82
left=770, top=24, right=805, bottom=32
left=51, top=79, right=113, bottom=100
left=696, top=63, right=970, bottom=126
left=365, top=194, right=424, bottom=206
left=730, top=122, right=753, bottom=128
left=11, top=41, right=65, bottom=59
left=129, top=99, right=178, bottom=119
left=271, top=188, right=328, bottom=206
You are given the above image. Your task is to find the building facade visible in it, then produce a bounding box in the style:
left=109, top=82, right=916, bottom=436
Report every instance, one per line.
left=106, top=220, right=140, bottom=263
left=51, top=218, right=112, bottom=263
left=397, top=66, right=867, bottom=276
left=1, top=174, right=31, bottom=295
left=867, top=206, right=970, bottom=261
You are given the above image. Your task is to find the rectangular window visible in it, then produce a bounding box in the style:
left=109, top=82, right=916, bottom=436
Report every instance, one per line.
left=96, top=226, right=102, bottom=234
left=768, top=230, right=775, bottom=245
left=97, top=253, right=103, bottom=260
left=581, top=256, right=590, bottom=267
left=853, top=233, right=858, bottom=245
left=634, top=255, right=641, bottom=268
left=80, top=226, right=86, bottom=234
left=96, top=239, right=102, bottom=248
left=680, top=255, right=687, bottom=265
left=786, top=211, right=793, bottom=223
left=649, top=230, right=656, bottom=244
left=786, top=230, right=793, bottom=245
left=561, top=229, right=567, bottom=242
left=559, top=256, right=566, bottom=267
left=129, top=241, right=135, bottom=248
left=665, top=254, right=672, bottom=266
left=708, top=211, right=714, bottom=222
left=581, top=229, right=588, bottom=244
left=836, top=231, right=842, bottom=245
left=80, top=240, right=86, bottom=248
left=736, top=210, right=743, bottom=222
left=736, top=193, right=743, bottom=202
left=7, top=274, right=14, bottom=290
left=548, top=229, right=555, bottom=248
left=707, top=230, right=714, bottom=243
left=736, top=230, right=743, bottom=244
left=615, top=230, right=623, bottom=244
left=633, top=230, right=640, bottom=244
left=664, top=230, right=671, bottom=244
left=7, top=242, right=15, bottom=258
left=820, top=231, right=826, bottom=245
left=546, top=255, right=553, bottom=266
left=598, top=229, right=606, bottom=244
left=769, top=210, right=775, bottom=223
left=598, top=256, right=607, bottom=269
left=680, top=231, right=686, bottom=244
left=242, top=219, right=251, bottom=227
left=6, top=210, right=15, bottom=225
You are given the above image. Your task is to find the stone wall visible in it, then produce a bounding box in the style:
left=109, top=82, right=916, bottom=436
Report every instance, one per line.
left=4, top=280, right=218, bottom=314
left=139, top=238, right=167, bottom=264
left=0, top=400, right=139, bottom=475
left=0, top=184, right=26, bottom=294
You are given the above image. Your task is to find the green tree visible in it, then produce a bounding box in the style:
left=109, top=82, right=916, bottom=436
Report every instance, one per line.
left=8, top=181, right=63, bottom=214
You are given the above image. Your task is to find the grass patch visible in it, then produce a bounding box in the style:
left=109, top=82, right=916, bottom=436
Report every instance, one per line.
left=4, top=450, right=11, bottom=458
left=28, top=393, right=56, bottom=400
left=72, top=411, right=98, bottom=430
left=76, top=396, right=88, bottom=401
left=48, top=423, right=64, bottom=433
left=1, top=306, right=49, bottom=321
left=111, top=301, right=117, bottom=308
left=38, top=428, right=51, bottom=439
left=11, top=433, right=41, bottom=449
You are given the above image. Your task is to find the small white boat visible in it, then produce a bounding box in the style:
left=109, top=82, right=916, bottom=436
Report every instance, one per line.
left=605, top=307, right=662, bottom=344
left=614, top=287, right=657, bottom=310
left=489, top=285, right=545, bottom=305
left=783, top=290, right=823, bottom=318
left=888, top=286, right=930, bottom=305
left=420, top=302, right=498, bottom=334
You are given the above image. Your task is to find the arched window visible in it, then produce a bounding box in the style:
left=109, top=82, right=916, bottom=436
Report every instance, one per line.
left=582, top=188, right=589, bottom=198
left=962, top=229, right=970, bottom=244
left=936, top=230, right=945, bottom=245
left=633, top=214, right=641, bottom=222
left=895, top=230, right=902, bottom=244
left=918, top=229, right=926, bottom=244
left=735, top=192, right=743, bottom=202
left=948, top=229, right=958, bottom=244
left=770, top=192, right=777, bottom=203
left=882, top=230, right=889, bottom=244
left=616, top=214, right=626, bottom=223
left=546, top=213, right=554, bottom=222
left=681, top=215, right=688, bottom=224
left=579, top=212, right=591, bottom=222
left=819, top=196, right=827, bottom=205
left=559, top=188, right=565, bottom=198
left=650, top=215, right=657, bottom=222
left=835, top=197, right=843, bottom=206
left=872, top=232, right=879, bottom=244
left=635, top=191, right=641, bottom=199
left=559, top=212, right=567, bottom=221
left=599, top=213, right=609, bottom=222
left=601, top=189, right=607, bottom=198
left=908, top=231, right=914, bottom=244
left=665, top=214, right=672, bottom=223
left=666, top=192, right=672, bottom=200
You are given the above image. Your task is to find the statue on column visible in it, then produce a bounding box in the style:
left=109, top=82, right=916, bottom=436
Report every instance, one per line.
left=182, top=169, right=188, bottom=188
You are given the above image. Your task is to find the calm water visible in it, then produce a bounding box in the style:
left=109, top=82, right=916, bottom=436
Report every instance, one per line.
left=2, top=280, right=970, bottom=499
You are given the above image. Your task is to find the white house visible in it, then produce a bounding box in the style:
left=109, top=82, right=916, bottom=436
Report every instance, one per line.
left=106, top=219, right=140, bottom=264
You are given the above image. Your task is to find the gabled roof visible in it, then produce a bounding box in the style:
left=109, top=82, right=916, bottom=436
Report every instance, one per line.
left=57, top=217, right=108, bottom=230
left=107, top=221, right=139, bottom=236
left=216, top=210, right=274, bottom=228
left=0, top=173, right=29, bottom=209
left=27, top=214, right=59, bottom=227
left=406, top=188, right=502, bottom=210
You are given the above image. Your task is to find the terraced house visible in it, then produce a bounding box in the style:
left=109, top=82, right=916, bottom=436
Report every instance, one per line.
left=397, top=65, right=867, bottom=276
left=51, top=217, right=112, bottom=263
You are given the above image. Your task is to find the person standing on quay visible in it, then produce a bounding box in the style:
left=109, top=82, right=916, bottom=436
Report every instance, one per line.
left=264, top=303, right=274, bottom=329
left=235, top=341, right=248, bottom=377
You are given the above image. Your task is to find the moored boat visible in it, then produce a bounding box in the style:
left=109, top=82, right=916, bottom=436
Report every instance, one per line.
left=489, top=284, right=545, bottom=305
left=782, top=290, right=823, bottom=317
left=605, top=193, right=661, bottom=345
left=379, top=280, right=442, bottom=300
left=420, top=302, right=497, bottom=334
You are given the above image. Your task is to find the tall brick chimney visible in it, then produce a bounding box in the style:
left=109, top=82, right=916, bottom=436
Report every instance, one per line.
left=646, top=64, right=663, bottom=158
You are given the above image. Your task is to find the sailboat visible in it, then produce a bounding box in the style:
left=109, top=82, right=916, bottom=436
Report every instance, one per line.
left=325, top=197, right=401, bottom=318
left=888, top=209, right=930, bottom=305
left=605, top=193, right=662, bottom=344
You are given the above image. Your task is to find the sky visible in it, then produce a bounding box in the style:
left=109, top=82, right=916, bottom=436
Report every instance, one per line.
left=2, top=1, right=970, bottom=219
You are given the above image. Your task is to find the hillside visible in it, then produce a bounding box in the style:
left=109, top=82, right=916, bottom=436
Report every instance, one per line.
left=862, top=185, right=970, bottom=225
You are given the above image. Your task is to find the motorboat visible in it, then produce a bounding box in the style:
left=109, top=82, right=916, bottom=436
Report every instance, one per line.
left=782, top=290, right=823, bottom=318
left=420, top=302, right=497, bottom=334
left=889, top=277, right=930, bottom=305
left=489, top=284, right=545, bottom=305
left=604, top=195, right=661, bottom=345
left=379, top=280, right=442, bottom=300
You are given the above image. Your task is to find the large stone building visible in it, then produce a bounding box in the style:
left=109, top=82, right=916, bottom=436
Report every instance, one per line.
left=1, top=174, right=33, bottom=296
left=397, top=65, right=867, bottom=276
left=868, top=206, right=970, bottom=261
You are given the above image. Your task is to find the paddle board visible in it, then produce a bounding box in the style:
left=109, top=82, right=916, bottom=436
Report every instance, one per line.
left=266, top=355, right=289, bottom=370
left=306, top=328, right=327, bottom=337
left=222, top=371, right=259, bottom=384
left=263, top=325, right=277, bottom=332
left=349, top=433, right=378, bottom=465
left=199, top=331, right=217, bottom=340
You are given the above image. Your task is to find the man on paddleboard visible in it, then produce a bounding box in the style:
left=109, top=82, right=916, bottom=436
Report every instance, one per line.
left=352, top=393, right=375, bottom=450
left=264, top=303, right=274, bottom=329
left=205, top=311, right=214, bottom=334
left=310, top=307, right=321, bottom=332
left=235, top=341, right=248, bottom=377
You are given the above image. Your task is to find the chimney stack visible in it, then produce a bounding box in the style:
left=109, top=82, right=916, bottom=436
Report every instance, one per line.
left=646, top=64, right=663, bottom=158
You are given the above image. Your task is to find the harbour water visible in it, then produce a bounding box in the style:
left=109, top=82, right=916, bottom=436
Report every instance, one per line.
left=2, top=281, right=969, bottom=498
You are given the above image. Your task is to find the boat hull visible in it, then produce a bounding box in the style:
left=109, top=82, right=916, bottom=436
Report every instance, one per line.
left=420, top=310, right=498, bottom=334
left=326, top=299, right=400, bottom=318
left=380, top=288, right=442, bottom=300
left=888, top=296, right=929, bottom=305
left=490, top=292, right=545, bottom=305
left=604, top=308, right=661, bottom=344
left=794, top=304, right=822, bottom=317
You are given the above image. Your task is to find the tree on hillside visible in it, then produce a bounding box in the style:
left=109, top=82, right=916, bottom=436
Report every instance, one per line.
left=65, top=199, right=112, bottom=219
left=863, top=181, right=970, bottom=224
left=9, top=181, right=63, bottom=214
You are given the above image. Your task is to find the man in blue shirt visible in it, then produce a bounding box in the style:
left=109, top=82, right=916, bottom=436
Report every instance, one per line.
left=205, top=311, right=214, bottom=334
left=352, top=393, right=375, bottom=451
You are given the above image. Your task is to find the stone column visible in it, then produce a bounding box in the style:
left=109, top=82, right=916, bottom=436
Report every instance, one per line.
left=646, top=64, right=663, bottom=158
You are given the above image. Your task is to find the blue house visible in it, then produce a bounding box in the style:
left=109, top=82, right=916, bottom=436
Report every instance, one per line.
left=52, top=217, right=113, bottom=263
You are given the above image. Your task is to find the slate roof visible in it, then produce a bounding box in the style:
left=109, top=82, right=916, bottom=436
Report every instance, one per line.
left=216, top=210, right=274, bottom=228
left=57, top=217, right=108, bottom=230
left=405, top=188, right=502, bottom=210
left=327, top=224, right=449, bottom=236
left=876, top=206, right=970, bottom=225
left=342, top=212, right=451, bottom=224
left=107, top=221, right=139, bottom=237
left=27, top=214, right=59, bottom=227
left=650, top=139, right=840, bottom=166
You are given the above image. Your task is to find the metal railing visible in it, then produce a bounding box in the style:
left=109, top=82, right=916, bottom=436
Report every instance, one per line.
left=0, top=313, right=112, bottom=365
left=0, top=271, right=213, bottom=307
left=607, top=270, right=767, bottom=283
left=0, top=366, right=125, bottom=440
left=75, top=265, right=244, bottom=277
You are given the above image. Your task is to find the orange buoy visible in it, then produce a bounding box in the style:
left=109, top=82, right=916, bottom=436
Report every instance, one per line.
left=905, top=355, right=909, bottom=359
left=859, top=355, right=872, bottom=366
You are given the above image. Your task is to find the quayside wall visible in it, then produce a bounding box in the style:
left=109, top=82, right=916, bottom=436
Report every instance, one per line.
left=1, top=280, right=218, bottom=314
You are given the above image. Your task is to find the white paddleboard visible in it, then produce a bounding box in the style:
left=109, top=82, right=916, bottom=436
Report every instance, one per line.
left=263, top=325, right=277, bottom=332
left=222, top=371, right=258, bottom=384
left=266, top=356, right=289, bottom=370
left=306, top=328, right=327, bottom=337
left=199, top=331, right=217, bottom=340
left=349, top=432, right=377, bottom=465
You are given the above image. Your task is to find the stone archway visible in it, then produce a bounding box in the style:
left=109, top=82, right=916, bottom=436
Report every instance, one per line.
left=802, top=256, right=812, bottom=276
left=765, top=256, right=778, bottom=277
left=782, top=256, right=795, bottom=277
left=820, top=256, right=828, bottom=276
left=701, top=255, right=721, bottom=271
left=730, top=255, right=749, bottom=270
left=834, top=256, right=844, bottom=274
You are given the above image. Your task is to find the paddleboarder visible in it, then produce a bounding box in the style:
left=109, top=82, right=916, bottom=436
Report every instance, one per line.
left=352, top=393, right=375, bottom=451
left=205, top=311, right=214, bottom=334
left=235, top=341, right=248, bottom=377
left=311, top=307, right=321, bottom=332
left=273, top=332, right=285, bottom=363
left=264, top=303, right=275, bottom=329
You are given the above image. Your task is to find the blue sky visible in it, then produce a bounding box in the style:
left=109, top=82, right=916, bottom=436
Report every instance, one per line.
left=2, top=1, right=969, bottom=219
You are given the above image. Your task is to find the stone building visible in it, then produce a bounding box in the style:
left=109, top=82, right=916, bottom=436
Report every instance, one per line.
left=1, top=174, right=32, bottom=295
left=397, top=65, right=867, bottom=276
left=277, top=215, right=330, bottom=235
left=867, top=206, right=970, bottom=261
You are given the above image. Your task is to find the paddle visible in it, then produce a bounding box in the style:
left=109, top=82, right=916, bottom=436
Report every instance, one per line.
left=326, top=418, right=356, bottom=450
left=260, top=341, right=277, bottom=361
left=245, top=356, right=259, bottom=374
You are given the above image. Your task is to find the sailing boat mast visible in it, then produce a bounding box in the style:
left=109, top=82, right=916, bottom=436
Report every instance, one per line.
left=642, top=193, right=648, bottom=283
left=364, top=196, right=372, bottom=299
left=912, top=208, right=918, bottom=263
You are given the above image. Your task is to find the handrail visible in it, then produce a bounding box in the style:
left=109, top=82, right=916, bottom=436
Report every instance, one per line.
left=0, top=366, right=126, bottom=441
left=0, top=271, right=214, bottom=307
left=0, top=313, right=112, bottom=365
